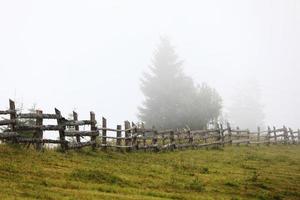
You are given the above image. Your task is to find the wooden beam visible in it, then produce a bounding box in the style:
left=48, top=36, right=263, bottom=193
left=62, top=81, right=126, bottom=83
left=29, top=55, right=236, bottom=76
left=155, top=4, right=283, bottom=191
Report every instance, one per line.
left=18, top=113, right=59, bottom=119
left=0, top=110, right=15, bottom=115
left=0, top=132, right=19, bottom=139
left=64, top=131, right=99, bottom=137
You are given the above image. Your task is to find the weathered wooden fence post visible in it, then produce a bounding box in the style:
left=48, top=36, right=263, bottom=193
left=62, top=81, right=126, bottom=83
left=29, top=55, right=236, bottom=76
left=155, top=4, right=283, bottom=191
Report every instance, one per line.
left=227, top=122, right=232, bottom=146
left=247, top=129, right=250, bottom=146
left=35, top=110, right=43, bottom=150
left=289, top=128, right=295, bottom=144
left=257, top=126, right=260, bottom=146
left=135, top=123, right=141, bottom=150
left=283, top=126, right=288, bottom=144
left=131, top=122, right=138, bottom=150
left=152, top=126, right=158, bottom=151
left=273, top=126, right=277, bottom=144
left=177, top=129, right=182, bottom=146
left=55, top=108, right=67, bottom=151
left=236, top=126, right=240, bottom=146
left=204, top=130, right=208, bottom=145
left=116, top=125, right=122, bottom=150
left=170, top=130, right=175, bottom=150
left=141, top=123, right=146, bottom=149
left=90, top=112, right=97, bottom=149
left=73, top=111, right=80, bottom=143
left=101, top=117, right=107, bottom=150
left=9, top=100, right=16, bottom=142
left=220, top=124, right=224, bottom=147
left=267, top=126, right=271, bottom=145
left=187, top=128, right=193, bottom=147
left=162, top=132, right=166, bottom=146
left=124, top=121, right=131, bottom=151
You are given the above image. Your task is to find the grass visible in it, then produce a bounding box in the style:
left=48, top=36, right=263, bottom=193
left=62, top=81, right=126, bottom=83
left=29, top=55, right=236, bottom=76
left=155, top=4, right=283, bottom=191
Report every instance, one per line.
left=0, top=144, right=299, bottom=200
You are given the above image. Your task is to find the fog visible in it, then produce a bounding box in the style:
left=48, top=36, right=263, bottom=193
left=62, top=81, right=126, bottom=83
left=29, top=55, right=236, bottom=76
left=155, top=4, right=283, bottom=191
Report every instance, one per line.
left=0, top=0, right=299, bottom=130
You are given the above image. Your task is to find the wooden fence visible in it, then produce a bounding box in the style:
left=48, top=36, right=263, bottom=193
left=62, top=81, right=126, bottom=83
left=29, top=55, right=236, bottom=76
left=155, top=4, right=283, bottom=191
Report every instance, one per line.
left=0, top=99, right=299, bottom=151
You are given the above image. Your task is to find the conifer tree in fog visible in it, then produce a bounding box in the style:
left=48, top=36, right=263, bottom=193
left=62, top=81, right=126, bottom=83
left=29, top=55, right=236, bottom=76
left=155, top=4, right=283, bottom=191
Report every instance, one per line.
left=139, top=37, right=222, bottom=129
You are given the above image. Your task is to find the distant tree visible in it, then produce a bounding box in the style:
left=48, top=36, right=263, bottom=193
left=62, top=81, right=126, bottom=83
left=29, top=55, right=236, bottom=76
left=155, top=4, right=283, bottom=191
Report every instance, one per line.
left=138, top=37, right=222, bottom=129
left=189, top=83, right=222, bottom=129
left=228, top=80, right=265, bottom=131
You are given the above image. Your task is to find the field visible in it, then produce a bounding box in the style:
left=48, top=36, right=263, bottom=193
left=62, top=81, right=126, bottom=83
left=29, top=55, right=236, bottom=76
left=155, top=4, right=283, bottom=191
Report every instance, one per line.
left=0, top=144, right=299, bottom=200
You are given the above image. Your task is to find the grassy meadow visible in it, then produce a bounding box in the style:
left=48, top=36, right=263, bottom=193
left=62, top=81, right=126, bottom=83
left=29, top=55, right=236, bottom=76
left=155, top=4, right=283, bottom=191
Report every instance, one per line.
left=0, top=144, right=299, bottom=200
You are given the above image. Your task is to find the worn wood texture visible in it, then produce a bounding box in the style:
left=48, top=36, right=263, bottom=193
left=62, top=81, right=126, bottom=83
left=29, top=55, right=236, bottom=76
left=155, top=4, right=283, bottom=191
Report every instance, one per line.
left=220, top=124, right=224, bottom=147
left=0, top=110, right=15, bottom=115
left=90, top=112, right=97, bottom=150
left=17, top=138, right=67, bottom=144
left=35, top=110, right=43, bottom=150
left=152, top=127, right=158, bottom=150
left=273, top=126, right=277, bottom=143
left=267, top=126, right=272, bottom=145
left=64, top=131, right=99, bottom=137
left=227, top=123, right=232, bottom=146
left=124, top=121, right=131, bottom=149
left=73, top=112, right=80, bottom=143
left=55, top=108, right=67, bottom=151
left=64, top=120, right=92, bottom=126
left=0, top=132, right=19, bottom=139
left=68, top=141, right=96, bottom=149
left=116, top=125, right=122, bottom=149
left=0, top=119, right=16, bottom=126
left=289, top=128, right=295, bottom=144
left=101, top=117, right=107, bottom=150
left=236, top=126, right=240, bottom=146
left=9, top=100, right=16, bottom=132
left=283, top=126, right=289, bottom=144
left=15, top=125, right=61, bottom=131
left=18, top=113, right=59, bottom=119
left=131, top=122, right=138, bottom=150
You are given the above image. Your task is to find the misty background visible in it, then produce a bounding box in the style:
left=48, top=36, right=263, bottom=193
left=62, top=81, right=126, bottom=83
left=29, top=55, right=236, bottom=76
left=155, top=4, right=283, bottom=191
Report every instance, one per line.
left=1, top=0, right=299, bottom=131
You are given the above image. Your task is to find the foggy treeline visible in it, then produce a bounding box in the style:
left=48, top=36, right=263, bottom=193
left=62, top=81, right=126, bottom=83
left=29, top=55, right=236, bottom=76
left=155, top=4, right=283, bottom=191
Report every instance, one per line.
left=138, top=38, right=265, bottom=130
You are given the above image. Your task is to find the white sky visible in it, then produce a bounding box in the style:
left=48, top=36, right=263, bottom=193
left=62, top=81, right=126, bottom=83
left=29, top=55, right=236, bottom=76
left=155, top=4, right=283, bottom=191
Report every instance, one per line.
left=0, top=0, right=299, bottom=130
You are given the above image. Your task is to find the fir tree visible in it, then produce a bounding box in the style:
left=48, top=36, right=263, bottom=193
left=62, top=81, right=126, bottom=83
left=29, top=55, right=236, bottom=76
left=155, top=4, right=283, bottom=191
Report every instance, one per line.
left=139, top=37, right=222, bottom=129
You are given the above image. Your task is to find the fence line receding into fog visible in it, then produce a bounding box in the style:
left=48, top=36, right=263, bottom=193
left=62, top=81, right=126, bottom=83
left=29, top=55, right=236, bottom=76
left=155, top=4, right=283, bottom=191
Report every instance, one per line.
left=0, top=99, right=299, bottom=151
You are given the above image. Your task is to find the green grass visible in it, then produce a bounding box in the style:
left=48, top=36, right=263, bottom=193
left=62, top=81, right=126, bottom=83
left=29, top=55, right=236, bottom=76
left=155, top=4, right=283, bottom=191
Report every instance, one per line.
left=0, top=144, right=299, bottom=200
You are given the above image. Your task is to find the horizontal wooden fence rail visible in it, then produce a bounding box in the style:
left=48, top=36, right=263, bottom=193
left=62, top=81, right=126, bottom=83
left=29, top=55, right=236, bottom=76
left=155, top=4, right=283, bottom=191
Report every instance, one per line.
left=0, top=99, right=299, bottom=152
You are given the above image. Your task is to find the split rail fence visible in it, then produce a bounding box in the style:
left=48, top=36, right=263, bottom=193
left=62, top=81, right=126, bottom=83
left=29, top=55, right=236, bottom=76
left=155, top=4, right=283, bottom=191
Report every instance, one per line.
left=0, top=99, right=299, bottom=151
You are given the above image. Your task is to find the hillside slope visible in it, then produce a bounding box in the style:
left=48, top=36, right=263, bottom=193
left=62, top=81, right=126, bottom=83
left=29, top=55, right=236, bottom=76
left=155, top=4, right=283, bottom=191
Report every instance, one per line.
left=0, top=145, right=299, bottom=200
